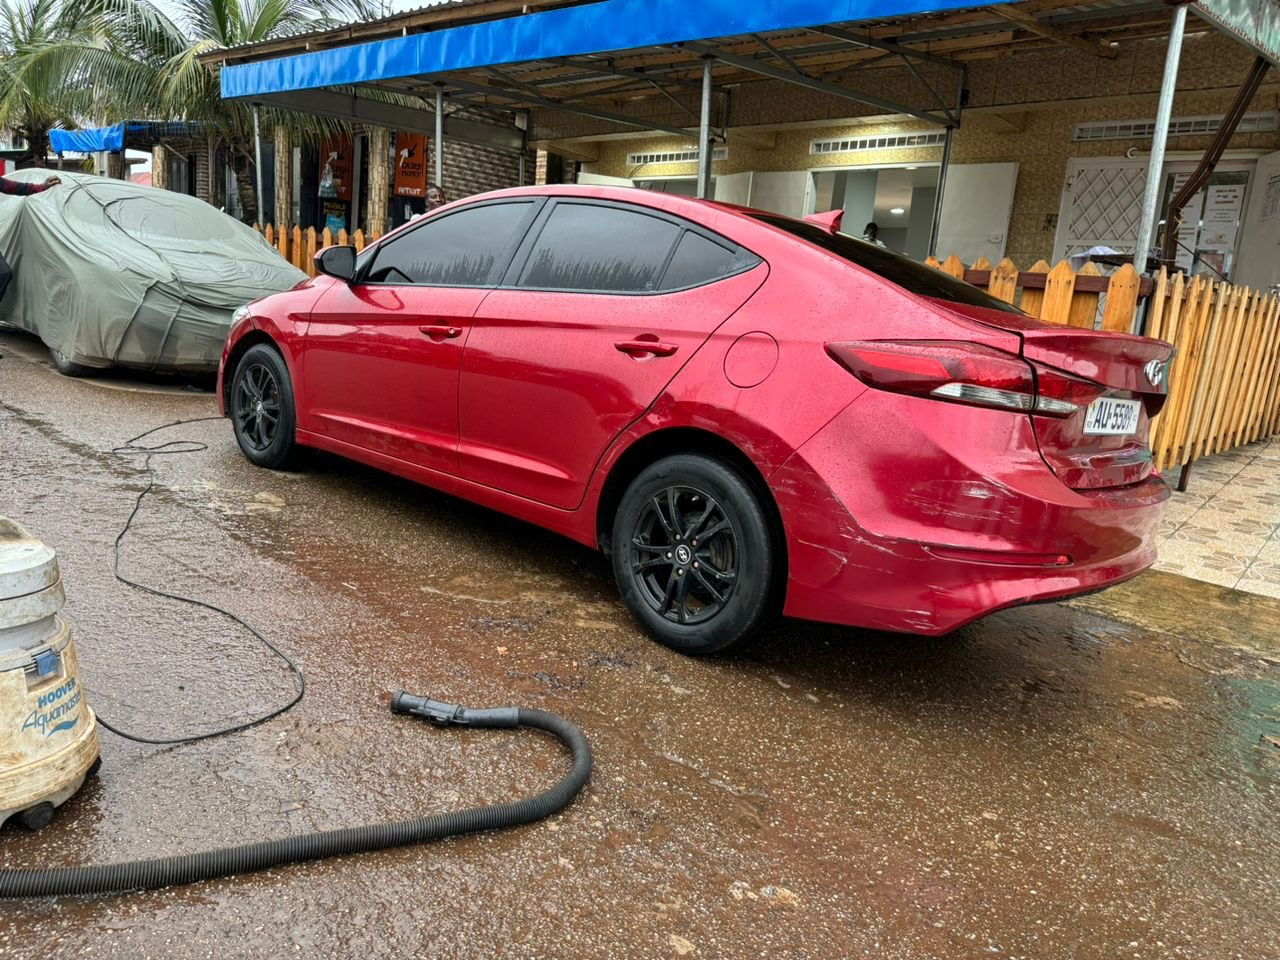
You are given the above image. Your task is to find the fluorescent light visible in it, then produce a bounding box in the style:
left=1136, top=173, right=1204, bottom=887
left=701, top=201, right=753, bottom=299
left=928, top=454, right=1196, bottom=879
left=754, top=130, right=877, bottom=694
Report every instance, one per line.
left=889, top=206, right=906, bottom=215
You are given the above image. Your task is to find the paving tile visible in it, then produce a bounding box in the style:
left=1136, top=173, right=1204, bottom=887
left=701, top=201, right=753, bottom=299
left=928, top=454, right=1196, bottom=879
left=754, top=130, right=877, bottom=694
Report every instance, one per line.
left=1237, top=557, right=1280, bottom=590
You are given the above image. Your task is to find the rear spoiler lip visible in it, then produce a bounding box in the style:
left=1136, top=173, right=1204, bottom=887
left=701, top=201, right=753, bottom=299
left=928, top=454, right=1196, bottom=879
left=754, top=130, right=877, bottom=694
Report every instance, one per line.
left=924, top=298, right=1174, bottom=392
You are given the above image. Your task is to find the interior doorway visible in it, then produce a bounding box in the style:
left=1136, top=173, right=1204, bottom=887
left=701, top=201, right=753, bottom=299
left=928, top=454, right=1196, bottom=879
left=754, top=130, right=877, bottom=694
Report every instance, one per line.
left=809, top=164, right=940, bottom=259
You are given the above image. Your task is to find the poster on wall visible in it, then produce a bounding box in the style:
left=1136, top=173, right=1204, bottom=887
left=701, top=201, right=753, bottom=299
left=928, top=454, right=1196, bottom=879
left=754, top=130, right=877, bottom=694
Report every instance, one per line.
left=318, top=137, right=352, bottom=202
left=1261, top=174, right=1280, bottom=222
left=1201, top=183, right=1245, bottom=250
left=394, top=133, right=429, bottom=198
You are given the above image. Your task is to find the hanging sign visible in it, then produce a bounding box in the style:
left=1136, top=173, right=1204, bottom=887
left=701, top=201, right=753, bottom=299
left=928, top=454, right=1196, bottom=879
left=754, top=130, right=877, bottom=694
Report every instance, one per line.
left=394, top=133, right=430, bottom=198
left=318, top=137, right=352, bottom=202
left=1201, top=183, right=1245, bottom=250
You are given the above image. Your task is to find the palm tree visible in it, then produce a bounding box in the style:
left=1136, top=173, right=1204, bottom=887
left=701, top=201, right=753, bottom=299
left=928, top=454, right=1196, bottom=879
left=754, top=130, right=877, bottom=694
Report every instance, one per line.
left=7, top=0, right=386, bottom=221
left=0, top=0, right=91, bottom=166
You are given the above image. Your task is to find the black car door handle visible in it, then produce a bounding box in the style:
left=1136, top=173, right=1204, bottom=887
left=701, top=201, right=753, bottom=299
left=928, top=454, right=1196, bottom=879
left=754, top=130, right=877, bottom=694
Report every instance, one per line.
left=419, top=325, right=463, bottom=341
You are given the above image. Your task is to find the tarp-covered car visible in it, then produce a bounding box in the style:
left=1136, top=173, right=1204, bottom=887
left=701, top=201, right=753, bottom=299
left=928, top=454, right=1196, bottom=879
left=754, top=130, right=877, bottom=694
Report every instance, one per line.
left=0, top=169, right=306, bottom=375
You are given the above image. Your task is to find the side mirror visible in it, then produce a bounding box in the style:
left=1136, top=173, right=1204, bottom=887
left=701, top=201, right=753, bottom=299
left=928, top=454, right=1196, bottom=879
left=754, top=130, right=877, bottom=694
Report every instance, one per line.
left=315, top=245, right=357, bottom=282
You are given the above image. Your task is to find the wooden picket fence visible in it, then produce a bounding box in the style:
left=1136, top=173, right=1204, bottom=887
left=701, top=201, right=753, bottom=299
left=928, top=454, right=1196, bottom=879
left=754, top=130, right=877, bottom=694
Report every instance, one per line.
left=1145, top=270, right=1280, bottom=473
left=924, top=254, right=1152, bottom=331
left=253, top=223, right=382, bottom=276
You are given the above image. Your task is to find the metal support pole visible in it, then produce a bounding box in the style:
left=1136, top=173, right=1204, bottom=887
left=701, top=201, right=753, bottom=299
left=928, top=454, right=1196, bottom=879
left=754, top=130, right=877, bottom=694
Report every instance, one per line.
left=1132, top=4, right=1188, bottom=273
left=252, top=106, right=264, bottom=228
left=928, top=126, right=953, bottom=258
left=434, top=85, right=445, bottom=188
left=696, top=58, right=713, bottom=200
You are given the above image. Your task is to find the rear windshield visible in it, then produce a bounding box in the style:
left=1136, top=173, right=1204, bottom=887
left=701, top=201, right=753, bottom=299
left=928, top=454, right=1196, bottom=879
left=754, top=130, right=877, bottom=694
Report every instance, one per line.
left=750, top=214, right=1023, bottom=315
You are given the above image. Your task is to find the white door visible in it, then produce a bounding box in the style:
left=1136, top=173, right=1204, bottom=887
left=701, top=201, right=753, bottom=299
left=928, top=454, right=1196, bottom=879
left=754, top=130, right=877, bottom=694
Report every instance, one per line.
left=714, top=172, right=754, bottom=206
left=747, top=171, right=811, bottom=217
left=936, top=162, right=1019, bottom=264
left=1233, top=150, right=1280, bottom=291
left=577, top=172, right=635, bottom=187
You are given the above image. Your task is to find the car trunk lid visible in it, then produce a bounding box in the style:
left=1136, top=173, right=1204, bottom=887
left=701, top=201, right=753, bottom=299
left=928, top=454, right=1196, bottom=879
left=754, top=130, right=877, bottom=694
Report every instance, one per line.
left=929, top=300, right=1174, bottom=489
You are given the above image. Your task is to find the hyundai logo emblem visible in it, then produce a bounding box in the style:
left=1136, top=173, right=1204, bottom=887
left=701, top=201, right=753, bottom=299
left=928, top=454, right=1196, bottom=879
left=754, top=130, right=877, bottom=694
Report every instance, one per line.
left=1144, top=358, right=1167, bottom=388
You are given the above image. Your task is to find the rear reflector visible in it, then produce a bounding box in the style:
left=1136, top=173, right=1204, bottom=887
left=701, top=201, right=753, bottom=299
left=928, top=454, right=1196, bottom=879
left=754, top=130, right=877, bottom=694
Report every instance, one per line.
left=825, top=340, right=1080, bottom=417
left=925, top=545, right=1073, bottom=567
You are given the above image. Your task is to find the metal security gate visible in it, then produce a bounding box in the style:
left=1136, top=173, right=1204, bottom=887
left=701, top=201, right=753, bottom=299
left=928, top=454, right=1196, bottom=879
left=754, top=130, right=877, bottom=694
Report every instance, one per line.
left=1053, top=157, right=1147, bottom=262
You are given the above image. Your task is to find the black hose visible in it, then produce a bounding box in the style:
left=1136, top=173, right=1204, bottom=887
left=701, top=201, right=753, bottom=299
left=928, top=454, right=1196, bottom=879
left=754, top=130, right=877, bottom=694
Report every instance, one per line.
left=0, top=694, right=592, bottom=898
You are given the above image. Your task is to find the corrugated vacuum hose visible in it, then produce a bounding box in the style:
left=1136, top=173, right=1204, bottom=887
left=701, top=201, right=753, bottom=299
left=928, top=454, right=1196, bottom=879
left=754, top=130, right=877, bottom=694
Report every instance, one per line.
left=0, top=694, right=592, bottom=898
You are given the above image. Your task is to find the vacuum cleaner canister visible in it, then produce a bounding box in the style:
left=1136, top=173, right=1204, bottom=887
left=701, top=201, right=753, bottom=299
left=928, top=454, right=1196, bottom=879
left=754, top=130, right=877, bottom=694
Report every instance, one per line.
left=0, top=518, right=99, bottom=830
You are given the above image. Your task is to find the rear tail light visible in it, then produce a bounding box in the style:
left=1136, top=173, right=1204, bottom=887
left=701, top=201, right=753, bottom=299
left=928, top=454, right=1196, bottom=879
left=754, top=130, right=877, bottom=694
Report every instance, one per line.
left=825, top=340, right=1083, bottom=417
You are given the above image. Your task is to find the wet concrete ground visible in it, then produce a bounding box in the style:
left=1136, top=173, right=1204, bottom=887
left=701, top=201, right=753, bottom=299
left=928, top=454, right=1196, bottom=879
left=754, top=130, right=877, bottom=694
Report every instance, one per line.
left=0, top=329, right=1277, bottom=960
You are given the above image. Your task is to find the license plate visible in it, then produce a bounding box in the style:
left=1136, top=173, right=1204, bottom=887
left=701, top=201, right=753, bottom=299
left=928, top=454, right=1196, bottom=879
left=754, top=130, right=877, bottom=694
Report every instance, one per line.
left=1083, top=397, right=1141, bottom=436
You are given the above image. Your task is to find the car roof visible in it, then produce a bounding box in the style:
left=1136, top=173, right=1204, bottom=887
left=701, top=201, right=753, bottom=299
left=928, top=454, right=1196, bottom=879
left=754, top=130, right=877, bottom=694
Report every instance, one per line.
left=441, top=183, right=770, bottom=232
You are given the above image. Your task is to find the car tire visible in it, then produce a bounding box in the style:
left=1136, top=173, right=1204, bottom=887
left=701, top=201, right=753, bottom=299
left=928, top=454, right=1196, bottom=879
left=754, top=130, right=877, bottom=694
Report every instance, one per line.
left=611, top=454, right=776, bottom=656
left=49, top=347, right=91, bottom=377
left=229, top=344, right=301, bottom=469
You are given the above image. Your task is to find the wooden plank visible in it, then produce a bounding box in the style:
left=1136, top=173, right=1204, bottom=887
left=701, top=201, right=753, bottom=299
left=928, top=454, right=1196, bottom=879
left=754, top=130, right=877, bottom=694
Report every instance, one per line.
left=305, top=228, right=318, bottom=277
left=941, top=254, right=966, bottom=279
left=1145, top=268, right=1172, bottom=344
left=1038, top=259, right=1077, bottom=325
left=987, top=258, right=1019, bottom=304
left=1179, top=278, right=1227, bottom=468
left=1101, top=264, right=1141, bottom=334
left=971, top=256, right=992, bottom=271
left=1229, top=293, right=1267, bottom=448
left=1018, top=260, right=1051, bottom=318
left=292, top=226, right=304, bottom=271
left=1066, top=261, right=1101, bottom=329
left=987, top=4, right=1120, bottom=58
left=1147, top=274, right=1185, bottom=467
left=1196, top=287, right=1246, bottom=460
left=1249, top=296, right=1280, bottom=441
left=1150, top=273, right=1190, bottom=469
left=961, top=268, right=1153, bottom=296
left=1214, top=291, right=1258, bottom=454
left=1246, top=297, right=1280, bottom=443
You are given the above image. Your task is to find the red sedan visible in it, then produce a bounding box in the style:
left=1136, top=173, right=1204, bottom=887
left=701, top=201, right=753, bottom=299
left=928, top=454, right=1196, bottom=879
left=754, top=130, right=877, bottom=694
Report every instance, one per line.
left=218, top=185, right=1171, bottom=654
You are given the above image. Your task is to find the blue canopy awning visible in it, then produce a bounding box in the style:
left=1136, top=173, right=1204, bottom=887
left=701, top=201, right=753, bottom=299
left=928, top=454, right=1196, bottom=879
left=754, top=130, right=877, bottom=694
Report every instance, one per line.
left=220, top=0, right=1002, bottom=100
left=49, top=123, right=125, bottom=154
left=49, top=122, right=203, bottom=155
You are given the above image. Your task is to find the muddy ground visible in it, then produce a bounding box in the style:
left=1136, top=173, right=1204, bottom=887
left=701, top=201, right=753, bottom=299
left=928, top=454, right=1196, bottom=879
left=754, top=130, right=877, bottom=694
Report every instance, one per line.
left=0, top=330, right=1277, bottom=959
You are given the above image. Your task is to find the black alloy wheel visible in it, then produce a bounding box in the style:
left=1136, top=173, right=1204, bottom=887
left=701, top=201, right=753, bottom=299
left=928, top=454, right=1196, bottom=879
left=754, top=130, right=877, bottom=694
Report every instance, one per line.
left=629, top=485, right=739, bottom=626
left=612, top=454, right=776, bottom=655
left=230, top=344, right=300, bottom=469
left=234, top=361, right=282, bottom=453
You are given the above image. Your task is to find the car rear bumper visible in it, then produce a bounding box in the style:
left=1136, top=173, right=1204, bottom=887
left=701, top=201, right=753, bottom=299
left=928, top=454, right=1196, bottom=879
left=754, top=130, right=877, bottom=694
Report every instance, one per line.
left=770, top=394, right=1169, bottom=635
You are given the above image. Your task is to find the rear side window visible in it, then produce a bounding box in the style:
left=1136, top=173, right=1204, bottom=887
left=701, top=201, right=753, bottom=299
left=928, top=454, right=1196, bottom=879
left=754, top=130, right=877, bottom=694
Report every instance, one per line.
left=365, top=201, right=533, bottom=286
left=518, top=203, right=681, bottom=293
left=660, top=231, right=758, bottom=290
left=751, top=214, right=1022, bottom=314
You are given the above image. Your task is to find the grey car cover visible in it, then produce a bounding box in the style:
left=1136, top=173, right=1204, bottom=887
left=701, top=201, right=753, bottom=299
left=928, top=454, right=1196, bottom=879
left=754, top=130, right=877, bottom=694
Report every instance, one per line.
left=0, top=169, right=306, bottom=372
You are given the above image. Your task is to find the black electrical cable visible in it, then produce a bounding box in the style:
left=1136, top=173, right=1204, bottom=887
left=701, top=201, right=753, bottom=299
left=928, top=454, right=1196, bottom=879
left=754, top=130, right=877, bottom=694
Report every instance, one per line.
left=94, top=416, right=306, bottom=744
left=0, top=694, right=593, bottom=898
